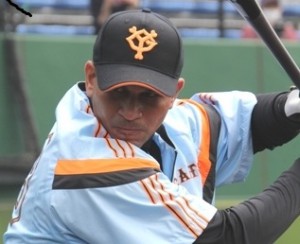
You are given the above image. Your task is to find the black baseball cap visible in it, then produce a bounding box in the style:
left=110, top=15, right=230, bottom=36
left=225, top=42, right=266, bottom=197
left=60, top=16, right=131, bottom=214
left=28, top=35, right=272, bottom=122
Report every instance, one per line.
left=93, top=8, right=183, bottom=96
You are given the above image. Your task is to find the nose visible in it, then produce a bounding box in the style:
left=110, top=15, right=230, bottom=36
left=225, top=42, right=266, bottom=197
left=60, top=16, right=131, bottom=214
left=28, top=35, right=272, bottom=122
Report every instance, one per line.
left=118, top=97, right=142, bottom=121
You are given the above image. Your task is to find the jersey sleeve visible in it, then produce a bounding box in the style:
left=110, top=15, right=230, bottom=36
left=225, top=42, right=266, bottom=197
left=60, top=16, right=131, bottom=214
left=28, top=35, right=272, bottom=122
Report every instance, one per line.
left=50, top=165, right=217, bottom=243
left=191, top=91, right=257, bottom=186
left=196, top=158, right=300, bottom=244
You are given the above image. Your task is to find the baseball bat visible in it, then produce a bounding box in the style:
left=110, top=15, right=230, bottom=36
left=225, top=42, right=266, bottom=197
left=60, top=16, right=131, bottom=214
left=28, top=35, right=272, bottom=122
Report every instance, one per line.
left=229, top=0, right=300, bottom=89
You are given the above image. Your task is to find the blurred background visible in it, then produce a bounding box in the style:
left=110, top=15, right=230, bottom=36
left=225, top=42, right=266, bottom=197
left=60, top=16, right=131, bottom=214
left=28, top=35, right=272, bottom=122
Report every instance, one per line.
left=1, top=0, right=300, bottom=243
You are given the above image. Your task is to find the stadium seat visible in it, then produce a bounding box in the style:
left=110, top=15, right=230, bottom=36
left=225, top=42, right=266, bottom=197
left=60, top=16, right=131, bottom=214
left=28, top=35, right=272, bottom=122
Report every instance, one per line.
left=283, top=4, right=300, bottom=18
left=179, top=28, right=220, bottom=38
left=13, top=0, right=243, bottom=38
left=178, top=27, right=241, bottom=39
left=16, top=24, right=94, bottom=35
left=140, top=0, right=238, bottom=15
left=224, top=28, right=241, bottom=39
left=15, top=0, right=90, bottom=10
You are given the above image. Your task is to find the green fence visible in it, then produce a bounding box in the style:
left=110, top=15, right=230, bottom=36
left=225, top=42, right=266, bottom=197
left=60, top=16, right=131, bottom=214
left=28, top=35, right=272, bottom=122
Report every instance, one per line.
left=0, top=34, right=299, bottom=197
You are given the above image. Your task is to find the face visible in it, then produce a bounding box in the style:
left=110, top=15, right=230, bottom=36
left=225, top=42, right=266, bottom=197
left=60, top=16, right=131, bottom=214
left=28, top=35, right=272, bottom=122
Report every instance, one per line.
left=262, top=6, right=282, bottom=24
left=85, top=61, right=184, bottom=147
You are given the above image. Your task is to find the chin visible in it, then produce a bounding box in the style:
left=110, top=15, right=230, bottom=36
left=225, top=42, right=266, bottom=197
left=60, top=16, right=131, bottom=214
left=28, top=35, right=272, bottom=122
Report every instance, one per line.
left=114, top=136, right=141, bottom=147
left=110, top=129, right=148, bottom=147
left=127, top=139, right=143, bottom=148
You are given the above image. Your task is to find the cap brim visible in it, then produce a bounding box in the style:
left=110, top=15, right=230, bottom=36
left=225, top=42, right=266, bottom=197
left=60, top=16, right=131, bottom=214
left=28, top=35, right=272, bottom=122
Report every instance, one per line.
left=95, top=64, right=177, bottom=96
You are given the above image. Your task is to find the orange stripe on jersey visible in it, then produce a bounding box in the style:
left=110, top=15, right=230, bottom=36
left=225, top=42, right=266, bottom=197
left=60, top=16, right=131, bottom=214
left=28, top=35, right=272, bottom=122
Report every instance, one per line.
left=141, top=178, right=199, bottom=237
left=140, top=180, right=156, bottom=204
left=55, top=158, right=160, bottom=175
left=85, top=105, right=91, bottom=114
left=94, top=122, right=102, bottom=137
left=140, top=174, right=206, bottom=238
left=176, top=100, right=185, bottom=106
left=115, top=139, right=127, bottom=157
left=126, top=141, right=135, bottom=157
left=152, top=174, right=208, bottom=228
left=180, top=99, right=212, bottom=186
left=152, top=174, right=207, bottom=229
left=105, top=138, right=119, bottom=157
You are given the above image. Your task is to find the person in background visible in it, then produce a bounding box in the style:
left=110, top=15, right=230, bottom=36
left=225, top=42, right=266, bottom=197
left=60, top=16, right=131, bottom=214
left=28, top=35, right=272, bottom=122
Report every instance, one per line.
left=90, top=0, right=139, bottom=34
left=241, top=0, right=298, bottom=40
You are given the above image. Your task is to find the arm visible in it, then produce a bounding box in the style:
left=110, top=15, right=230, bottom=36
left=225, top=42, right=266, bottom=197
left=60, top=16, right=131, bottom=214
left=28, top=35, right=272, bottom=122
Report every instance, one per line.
left=251, top=89, right=300, bottom=153
left=196, top=157, right=300, bottom=244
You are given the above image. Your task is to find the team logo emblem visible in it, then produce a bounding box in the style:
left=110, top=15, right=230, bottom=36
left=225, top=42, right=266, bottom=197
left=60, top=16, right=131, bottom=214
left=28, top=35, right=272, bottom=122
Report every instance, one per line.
left=126, top=26, right=158, bottom=60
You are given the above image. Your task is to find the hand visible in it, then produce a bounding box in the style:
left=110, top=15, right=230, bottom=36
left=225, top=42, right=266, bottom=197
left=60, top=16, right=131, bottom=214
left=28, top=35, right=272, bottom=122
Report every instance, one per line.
left=284, top=86, right=300, bottom=118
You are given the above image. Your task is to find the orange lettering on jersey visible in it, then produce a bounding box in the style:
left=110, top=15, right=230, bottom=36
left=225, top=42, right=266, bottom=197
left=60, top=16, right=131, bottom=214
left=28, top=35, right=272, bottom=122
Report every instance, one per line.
left=126, top=26, right=158, bottom=60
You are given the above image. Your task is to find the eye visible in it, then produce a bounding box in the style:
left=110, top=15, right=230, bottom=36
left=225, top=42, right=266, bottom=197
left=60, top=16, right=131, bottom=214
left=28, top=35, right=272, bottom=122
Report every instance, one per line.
left=139, top=91, right=162, bottom=105
left=110, top=87, right=128, bottom=98
left=142, top=91, right=159, bottom=98
left=114, top=87, right=125, bottom=93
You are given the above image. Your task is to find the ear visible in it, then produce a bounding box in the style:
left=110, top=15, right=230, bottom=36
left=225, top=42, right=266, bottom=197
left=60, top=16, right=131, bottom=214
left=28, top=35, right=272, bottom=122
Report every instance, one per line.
left=169, top=78, right=185, bottom=108
left=84, top=60, right=97, bottom=97
left=175, top=78, right=185, bottom=96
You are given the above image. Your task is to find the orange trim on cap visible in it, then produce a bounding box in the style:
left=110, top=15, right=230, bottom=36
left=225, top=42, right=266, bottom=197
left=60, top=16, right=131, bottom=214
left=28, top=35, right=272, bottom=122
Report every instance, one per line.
left=55, top=158, right=160, bottom=175
left=104, top=81, right=169, bottom=97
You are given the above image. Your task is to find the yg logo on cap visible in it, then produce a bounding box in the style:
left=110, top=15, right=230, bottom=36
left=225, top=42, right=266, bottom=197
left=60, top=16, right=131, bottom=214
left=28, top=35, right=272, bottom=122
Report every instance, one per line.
left=126, top=26, right=158, bottom=60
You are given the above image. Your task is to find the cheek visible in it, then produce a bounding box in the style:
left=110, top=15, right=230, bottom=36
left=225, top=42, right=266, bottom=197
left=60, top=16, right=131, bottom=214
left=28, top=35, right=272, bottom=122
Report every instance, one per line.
left=91, top=96, right=117, bottom=123
left=144, top=102, right=171, bottom=127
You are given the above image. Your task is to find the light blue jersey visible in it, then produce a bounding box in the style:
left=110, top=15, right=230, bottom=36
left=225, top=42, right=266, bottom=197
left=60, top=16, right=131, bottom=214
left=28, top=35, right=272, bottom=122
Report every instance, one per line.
left=4, top=82, right=256, bottom=243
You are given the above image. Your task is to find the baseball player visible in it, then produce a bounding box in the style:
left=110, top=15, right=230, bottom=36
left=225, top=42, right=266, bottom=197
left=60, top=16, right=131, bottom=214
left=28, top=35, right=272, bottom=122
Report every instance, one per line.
left=4, top=9, right=300, bottom=243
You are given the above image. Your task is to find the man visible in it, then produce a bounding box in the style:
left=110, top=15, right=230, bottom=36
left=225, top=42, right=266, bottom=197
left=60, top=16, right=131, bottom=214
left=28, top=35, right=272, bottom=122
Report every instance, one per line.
left=4, top=8, right=300, bottom=243
left=90, top=0, right=139, bottom=34
left=242, top=0, right=298, bottom=40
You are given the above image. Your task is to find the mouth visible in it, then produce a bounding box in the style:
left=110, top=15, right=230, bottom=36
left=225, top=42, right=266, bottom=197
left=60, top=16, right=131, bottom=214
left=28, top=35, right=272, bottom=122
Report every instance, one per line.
left=115, top=127, right=143, bottom=136
left=110, top=125, right=148, bottom=147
